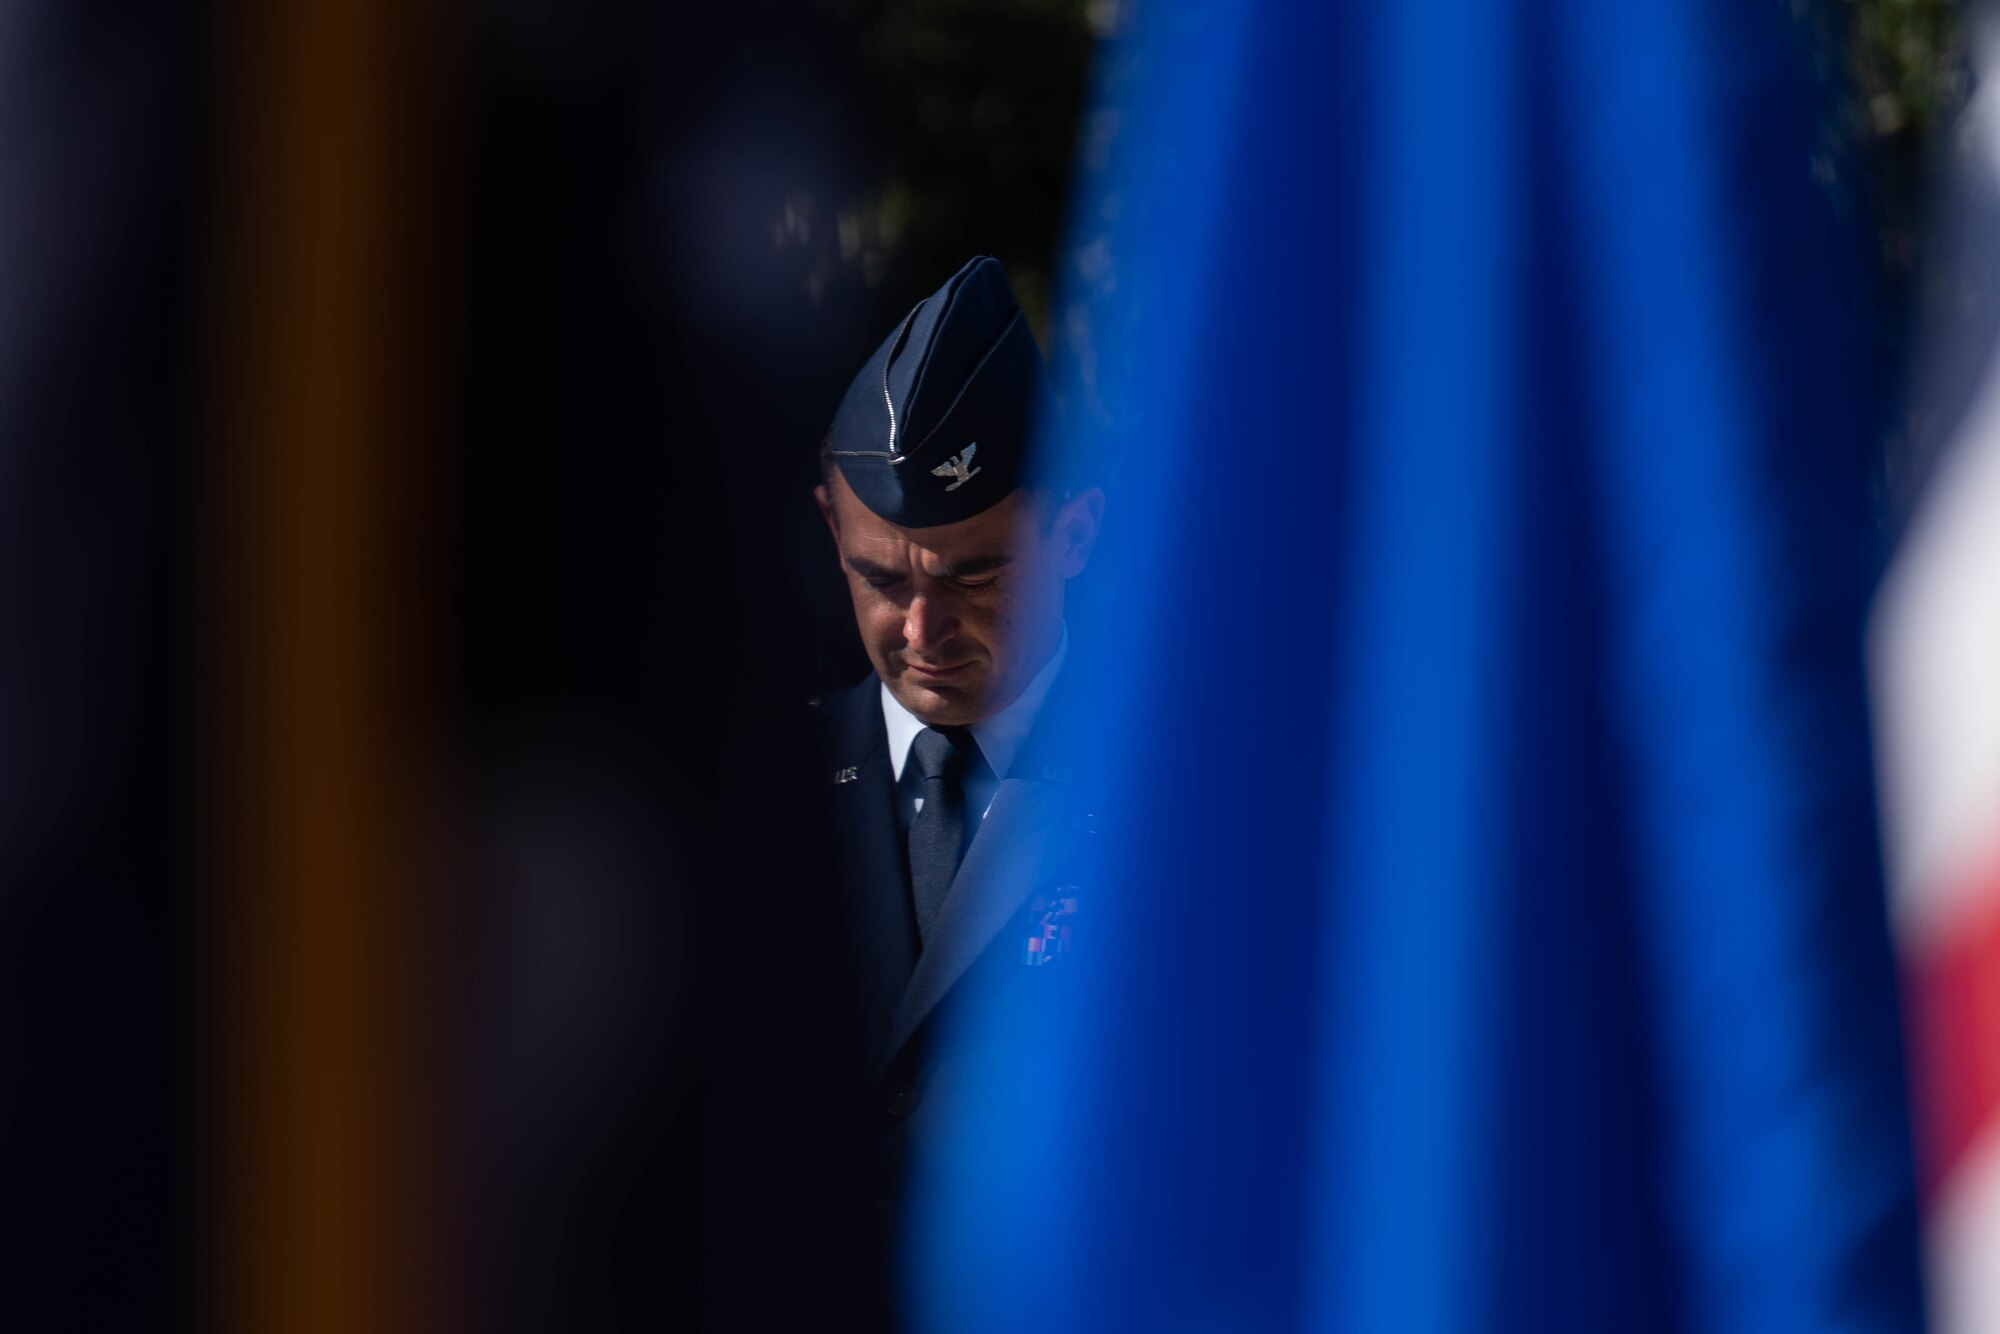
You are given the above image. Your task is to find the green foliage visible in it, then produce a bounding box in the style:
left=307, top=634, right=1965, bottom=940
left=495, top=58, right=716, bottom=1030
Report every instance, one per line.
left=823, top=0, right=1971, bottom=398
left=1848, top=0, right=1966, bottom=141
left=815, top=0, right=1103, bottom=341
left=1837, top=0, right=1971, bottom=513
left=1844, top=0, right=1969, bottom=283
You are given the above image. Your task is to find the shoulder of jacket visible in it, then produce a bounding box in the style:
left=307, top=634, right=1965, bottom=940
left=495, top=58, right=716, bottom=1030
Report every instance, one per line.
left=803, top=674, right=879, bottom=727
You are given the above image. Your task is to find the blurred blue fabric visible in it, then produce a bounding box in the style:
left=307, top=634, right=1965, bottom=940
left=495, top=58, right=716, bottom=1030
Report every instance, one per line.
left=904, top=1, right=1926, bottom=1331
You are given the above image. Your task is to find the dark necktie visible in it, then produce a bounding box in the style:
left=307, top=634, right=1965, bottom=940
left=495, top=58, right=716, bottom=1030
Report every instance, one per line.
left=908, top=726, right=979, bottom=944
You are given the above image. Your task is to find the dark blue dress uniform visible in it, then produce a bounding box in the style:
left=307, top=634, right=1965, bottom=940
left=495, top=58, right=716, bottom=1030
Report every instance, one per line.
left=812, top=667, right=1093, bottom=1203
left=785, top=257, right=1096, bottom=1318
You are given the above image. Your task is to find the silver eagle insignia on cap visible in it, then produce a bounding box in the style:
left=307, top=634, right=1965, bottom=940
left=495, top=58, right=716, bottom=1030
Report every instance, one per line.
left=930, top=443, right=982, bottom=492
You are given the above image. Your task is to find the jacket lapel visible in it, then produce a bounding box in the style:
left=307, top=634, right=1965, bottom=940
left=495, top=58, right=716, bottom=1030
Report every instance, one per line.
left=827, top=680, right=919, bottom=1049
left=879, top=772, right=1068, bottom=1067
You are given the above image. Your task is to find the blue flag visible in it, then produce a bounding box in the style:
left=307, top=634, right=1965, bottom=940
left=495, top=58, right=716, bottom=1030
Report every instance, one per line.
left=905, top=1, right=1927, bottom=1331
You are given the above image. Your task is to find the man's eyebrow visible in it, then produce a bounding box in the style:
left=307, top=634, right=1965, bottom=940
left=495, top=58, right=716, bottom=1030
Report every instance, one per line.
left=845, top=553, right=1013, bottom=581
left=845, top=555, right=904, bottom=581
left=932, top=555, right=1012, bottom=579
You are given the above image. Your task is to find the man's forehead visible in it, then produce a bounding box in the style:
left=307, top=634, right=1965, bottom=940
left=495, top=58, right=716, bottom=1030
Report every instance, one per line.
left=833, top=471, right=1027, bottom=553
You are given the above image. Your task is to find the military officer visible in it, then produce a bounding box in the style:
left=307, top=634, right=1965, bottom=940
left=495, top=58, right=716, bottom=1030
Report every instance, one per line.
left=807, top=255, right=1105, bottom=1234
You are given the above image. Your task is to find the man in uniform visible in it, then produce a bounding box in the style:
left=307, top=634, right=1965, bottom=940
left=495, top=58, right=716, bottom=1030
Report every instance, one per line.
left=805, top=254, right=1104, bottom=1267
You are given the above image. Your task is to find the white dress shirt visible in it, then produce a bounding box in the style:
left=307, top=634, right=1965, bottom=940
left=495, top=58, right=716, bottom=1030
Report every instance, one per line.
left=881, top=624, right=1068, bottom=833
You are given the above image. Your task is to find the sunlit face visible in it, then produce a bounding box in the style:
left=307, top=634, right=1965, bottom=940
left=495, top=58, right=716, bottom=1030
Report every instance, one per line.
left=816, top=468, right=1103, bottom=727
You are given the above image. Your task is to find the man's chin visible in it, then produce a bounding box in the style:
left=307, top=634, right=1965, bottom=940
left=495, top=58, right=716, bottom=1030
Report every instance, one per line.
left=886, top=673, right=987, bottom=726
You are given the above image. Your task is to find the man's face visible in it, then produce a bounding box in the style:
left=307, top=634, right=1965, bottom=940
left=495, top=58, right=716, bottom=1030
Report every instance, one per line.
left=817, top=468, right=1102, bottom=727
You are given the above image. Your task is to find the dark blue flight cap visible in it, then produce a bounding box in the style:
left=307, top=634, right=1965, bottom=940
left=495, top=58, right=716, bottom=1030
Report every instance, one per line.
left=828, top=256, right=1050, bottom=528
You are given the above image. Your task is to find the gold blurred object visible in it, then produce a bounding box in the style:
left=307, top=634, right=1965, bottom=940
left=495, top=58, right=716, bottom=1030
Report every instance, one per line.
left=201, top=1, right=458, bottom=1330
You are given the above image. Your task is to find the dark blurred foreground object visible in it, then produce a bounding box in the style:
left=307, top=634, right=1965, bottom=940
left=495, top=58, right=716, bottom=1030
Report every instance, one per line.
left=908, top=1, right=1926, bottom=1331
left=0, top=0, right=193, bottom=1324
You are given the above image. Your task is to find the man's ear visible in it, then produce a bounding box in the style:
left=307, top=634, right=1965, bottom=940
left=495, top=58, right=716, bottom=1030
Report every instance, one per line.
left=1057, top=487, right=1104, bottom=579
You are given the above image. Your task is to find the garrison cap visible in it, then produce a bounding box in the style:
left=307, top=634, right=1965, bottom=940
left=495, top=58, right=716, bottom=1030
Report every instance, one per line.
left=828, top=255, right=1050, bottom=528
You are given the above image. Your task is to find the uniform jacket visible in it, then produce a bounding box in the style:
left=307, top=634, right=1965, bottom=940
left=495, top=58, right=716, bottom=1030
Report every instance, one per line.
left=808, top=667, right=1095, bottom=1214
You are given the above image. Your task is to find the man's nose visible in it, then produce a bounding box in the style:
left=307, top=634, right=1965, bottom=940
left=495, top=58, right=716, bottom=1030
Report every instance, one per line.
left=902, top=593, right=956, bottom=653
